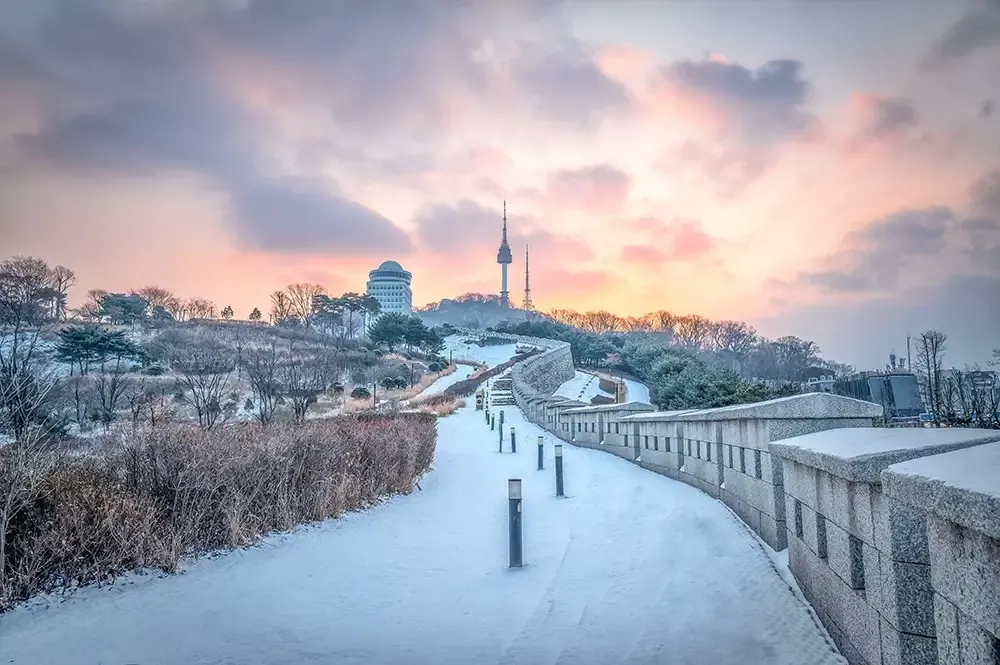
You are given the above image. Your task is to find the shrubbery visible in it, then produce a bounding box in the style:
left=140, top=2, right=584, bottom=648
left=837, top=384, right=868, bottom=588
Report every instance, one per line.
left=351, top=386, right=371, bottom=399
left=0, top=413, right=437, bottom=610
left=428, top=362, right=441, bottom=372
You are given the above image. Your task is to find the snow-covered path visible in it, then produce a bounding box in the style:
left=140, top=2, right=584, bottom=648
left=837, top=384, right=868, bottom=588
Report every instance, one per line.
left=1, top=397, right=844, bottom=665
left=624, top=376, right=650, bottom=403
left=553, top=370, right=610, bottom=402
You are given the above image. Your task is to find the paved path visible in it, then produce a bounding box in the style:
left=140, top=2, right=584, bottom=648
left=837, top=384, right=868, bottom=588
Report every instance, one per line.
left=0, top=398, right=845, bottom=665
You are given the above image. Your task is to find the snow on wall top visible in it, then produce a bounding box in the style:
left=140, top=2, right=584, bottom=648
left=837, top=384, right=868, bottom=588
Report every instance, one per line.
left=882, top=441, right=1000, bottom=540
left=563, top=401, right=657, bottom=415
left=771, top=427, right=1000, bottom=484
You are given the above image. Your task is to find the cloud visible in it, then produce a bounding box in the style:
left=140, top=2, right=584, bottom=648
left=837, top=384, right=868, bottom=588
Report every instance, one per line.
left=413, top=199, right=500, bottom=252
left=851, top=94, right=919, bottom=142
left=542, top=164, right=631, bottom=212
left=622, top=218, right=713, bottom=265
left=228, top=177, right=412, bottom=254
left=653, top=57, right=817, bottom=146
left=511, top=42, right=634, bottom=127
left=981, top=99, right=995, bottom=118
left=970, top=168, right=1000, bottom=215
left=921, top=0, right=1000, bottom=70
left=653, top=140, right=771, bottom=200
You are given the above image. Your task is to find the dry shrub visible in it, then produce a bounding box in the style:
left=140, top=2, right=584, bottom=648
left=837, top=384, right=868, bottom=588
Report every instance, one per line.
left=0, top=413, right=436, bottom=610
left=409, top=393, right=462, bottom=417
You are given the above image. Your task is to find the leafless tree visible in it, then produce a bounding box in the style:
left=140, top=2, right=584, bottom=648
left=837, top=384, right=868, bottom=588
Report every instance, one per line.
left=285, top=283, right=326, bottom=329
left=280, top=347, right=339, bottom=423
left=132, top=286, right=176, bottom=311
left=915, top=330, right=947, bottom=425
left=186, top=297, right=217, bottom=320
left=243, top=340, right=282, bottom=424
left=165, top=296, right=187, bottom=322
left=75, top=288, right=108, bottom=321
left=270, top=290, right=294, bottom=324
left=673, top=315, right=713, bottom=351
left=171, top=342, right=236, bottom=428
left=50, top=266, right=75, bottom=320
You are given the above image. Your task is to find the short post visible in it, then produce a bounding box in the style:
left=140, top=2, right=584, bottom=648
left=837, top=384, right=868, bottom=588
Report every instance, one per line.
left=537, top=436, right=544, bottom=470
left=485, top=407, right=490, bottom=424
left=498, top=423, right=503, bottom=452
left=555, top=444, right=564, bottom=497
left=491, top=414, right=495, bottom=431
left=511, top=426, right=517, bottom=453
left=508, top=479, right=523, bottom=568
left=499, top=410, right=505, bottom=428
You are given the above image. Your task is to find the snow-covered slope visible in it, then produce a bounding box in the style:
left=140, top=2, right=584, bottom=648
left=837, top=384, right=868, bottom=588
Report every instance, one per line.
left=442, top=336, right=517, bottom=369
left=0, top=400, right=844, bottom=665
left=624, top=376, right=651, bottom=404
left=553, top=370, right=610, bottom=402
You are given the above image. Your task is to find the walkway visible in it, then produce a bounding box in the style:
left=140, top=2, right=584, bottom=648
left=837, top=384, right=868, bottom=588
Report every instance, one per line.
left=0, top=397, right=845, bottom=665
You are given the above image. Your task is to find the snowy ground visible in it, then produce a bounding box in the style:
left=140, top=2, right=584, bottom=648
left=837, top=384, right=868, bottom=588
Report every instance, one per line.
left=553, top=370, right=610, bottom=402
left=1, top=398, right=845, bottom=665
left=418, top=363, right=475, bottom=397
left=623, top=376, right=651, bottom=403
left=442, top=336, right=518, bottom=369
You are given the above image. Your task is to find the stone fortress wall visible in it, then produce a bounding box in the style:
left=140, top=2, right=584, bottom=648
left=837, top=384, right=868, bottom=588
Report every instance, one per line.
left=476, top=327, right=1000, bottom=665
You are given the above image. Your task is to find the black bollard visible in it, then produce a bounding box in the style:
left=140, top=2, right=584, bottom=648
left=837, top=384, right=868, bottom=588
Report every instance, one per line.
left=555, top=444, right=565, bottom=497
left=499, top=410, right=505, bottom=429
left=508, top=479, right=523, bottom=568
left=511, top=427, right=517, bottom=453
left=498, top=423, right=503, bottom=452
left=491, top=414, right=495, bottom=431
left=537, top=436, right=544, bottom=470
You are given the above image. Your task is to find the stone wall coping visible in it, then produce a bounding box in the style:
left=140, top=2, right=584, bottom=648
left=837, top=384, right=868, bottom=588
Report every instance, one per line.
left=619, top=408, right=702, bottom=422
left=550, top=400, right=587, bottom=410
left=673, top=392, right=882, bottom=422
left=771, top=427, right=1000, bottom=484
left=882, top=441, right=1000, bottom=540
left=563, top=401, right=657, bottom=414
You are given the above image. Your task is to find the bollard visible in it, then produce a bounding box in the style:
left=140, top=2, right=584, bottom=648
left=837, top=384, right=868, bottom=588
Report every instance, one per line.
left=537, top=436, right=544, bottom=470
left=485, top=407, right=489, bottom=424
left=508, top=479, right=522, bottom=568
left=555, top=444, right=564, bottom=497
left=499, top=410, right=505, bottom=428
left=491, top=414, right=495, bottom=431
left=498, top=423, right=503, bottom=452
left=511, top=426, right=516, bottom=453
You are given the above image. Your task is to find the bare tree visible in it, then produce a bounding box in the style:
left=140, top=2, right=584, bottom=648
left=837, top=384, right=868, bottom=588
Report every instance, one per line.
left=186, top=297, right=217, bottom=320
left=673, top=315, right=713, bottom=351
left=280, top=347, right=338, bottom=423
left=285, top=283, right=326, bottom=329
left=165, top=296, right=187, bottom=322
left=243, top=340, right=282, bottom=425
left=132, top=286, right=176, bottom=310
left=75, top=288, right=108, bottom=321
left=270, top=290, right=294, bottom=325
left=50, top=266, right=75, bottom=320
left=915, top=330, right=947, bottom=425
left=171, top=343, right=236, bottom=428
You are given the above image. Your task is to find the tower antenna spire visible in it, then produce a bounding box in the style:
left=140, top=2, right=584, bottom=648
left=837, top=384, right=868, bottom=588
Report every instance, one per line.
left=496, top=199, right=513, bottom=307
left=522, top=244, right=533, bottom=310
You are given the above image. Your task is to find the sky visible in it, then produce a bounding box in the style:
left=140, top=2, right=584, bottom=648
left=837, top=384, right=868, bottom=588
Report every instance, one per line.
left=1, top=0, right=999, bottom=369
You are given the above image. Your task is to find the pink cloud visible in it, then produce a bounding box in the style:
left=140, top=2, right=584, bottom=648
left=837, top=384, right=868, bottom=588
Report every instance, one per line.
left=538, top=164, right=631, bottom=213
left=622, top=218, right=713, bottom=265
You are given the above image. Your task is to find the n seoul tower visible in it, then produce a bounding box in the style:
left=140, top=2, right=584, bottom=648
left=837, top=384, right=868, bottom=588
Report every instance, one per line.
left=497, top=200, right=513, bottom=307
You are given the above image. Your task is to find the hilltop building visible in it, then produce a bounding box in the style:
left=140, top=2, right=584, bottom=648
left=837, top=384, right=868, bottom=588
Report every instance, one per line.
left=366, top=260, right=412, bottom=319
left=497, top=200, right=512, bottom=307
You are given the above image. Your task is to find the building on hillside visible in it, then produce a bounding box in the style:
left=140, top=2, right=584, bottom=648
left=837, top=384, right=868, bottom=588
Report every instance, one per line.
left=366, top=261, right=413, bottom=322
left=832, top=371, right=924, bottom=421
left=800, top=366, right=836, bottom=393
left=496, top=200, right=513, bottom=307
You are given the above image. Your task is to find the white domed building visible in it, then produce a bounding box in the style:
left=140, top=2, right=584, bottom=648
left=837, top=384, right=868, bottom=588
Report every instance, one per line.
left=366, top=260, right=413, bottom=318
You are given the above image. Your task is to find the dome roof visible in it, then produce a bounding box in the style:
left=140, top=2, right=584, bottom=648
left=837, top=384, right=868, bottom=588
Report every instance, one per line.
left=377, top=260, right=404, bottom=271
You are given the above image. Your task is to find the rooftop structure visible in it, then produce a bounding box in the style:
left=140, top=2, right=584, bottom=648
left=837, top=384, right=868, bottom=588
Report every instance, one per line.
left=366, top=260, right=413, bottom=317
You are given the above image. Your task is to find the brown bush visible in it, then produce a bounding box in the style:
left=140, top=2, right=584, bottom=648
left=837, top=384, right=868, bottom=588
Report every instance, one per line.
left=0, top=413, right=436, bottom=610
left=409, top=393, right=463, bottom=417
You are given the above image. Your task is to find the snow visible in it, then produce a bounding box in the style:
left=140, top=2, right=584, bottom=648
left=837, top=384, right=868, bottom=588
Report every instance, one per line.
left=0, top=400, right=846, bottom=665
left=623, top=377, right=650, bottom=404
left=776, top=427, right=1000, bottom=461
left=888, top=442, right=1000, bottom=498
left=553, top=370, right=609, bottom=402
left=418, top=364, right=475, bottom=397
left=441, top=336, right=518, bottom=369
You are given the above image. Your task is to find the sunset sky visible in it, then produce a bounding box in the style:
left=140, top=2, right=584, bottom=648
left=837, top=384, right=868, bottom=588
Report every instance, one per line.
left=1, top=0, right=998, bottom=368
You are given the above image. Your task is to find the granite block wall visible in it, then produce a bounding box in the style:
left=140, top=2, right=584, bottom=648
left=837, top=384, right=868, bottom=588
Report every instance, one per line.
left=773, top=429, right=1000, bottom=665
